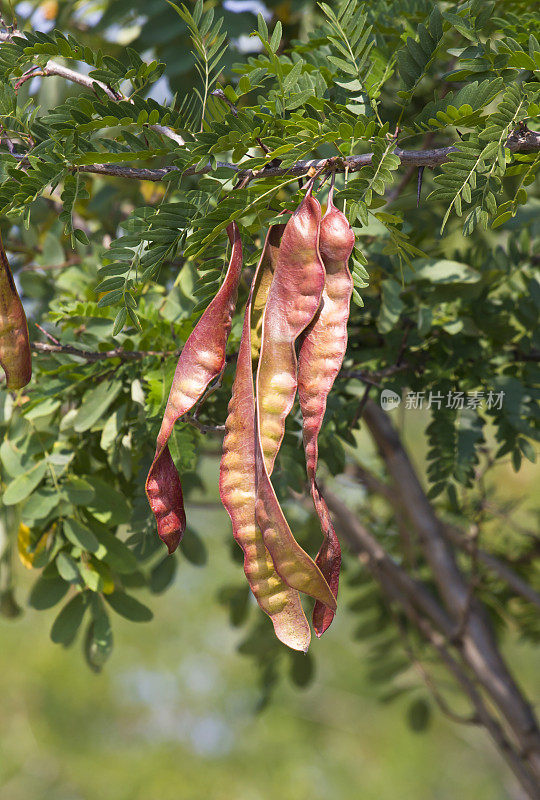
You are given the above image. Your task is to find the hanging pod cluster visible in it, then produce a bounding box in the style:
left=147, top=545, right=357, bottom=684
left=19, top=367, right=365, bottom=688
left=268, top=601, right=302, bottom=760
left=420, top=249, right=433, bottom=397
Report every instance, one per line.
left=146, top=179, right=354, bottom=651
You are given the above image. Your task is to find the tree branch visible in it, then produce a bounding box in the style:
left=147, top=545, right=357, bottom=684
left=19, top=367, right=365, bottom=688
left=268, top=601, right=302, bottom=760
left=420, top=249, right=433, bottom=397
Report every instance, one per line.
left=31, top=338, right=408, bottom=391
left=185, top=413, right=225, bottom=435
left=362, top=400, right=540, bottom=785
left=63, top=130, right=540, bottom=180
left=5, top=39, right=539, bottom=183
left=391, top=607, right=480, bottom=726
left=10, top=50, right=185, bottom=147
left=353, top=464, right=540, bottom=612
left=2, top=26, right=540, bottom=184
left=8, top=134, right=540, bottom=183
left=513, top=348, right=540, bottom=363
left=340, top=362, right=412, bottom=387
left=31, top=340, right=177, bottom=362
left=445, top=524, right=540, bottom=612
left=31, top=337, right=226, bottom=434
left=14, top=61, right=119, bottom=99
left=324, top=487, right=540, bottom=800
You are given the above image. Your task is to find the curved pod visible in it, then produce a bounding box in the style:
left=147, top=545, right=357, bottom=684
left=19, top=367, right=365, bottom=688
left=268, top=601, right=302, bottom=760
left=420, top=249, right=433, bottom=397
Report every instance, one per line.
left=298, top=185, right=355, bottom=635
left=255, top=188, right=336, bottom=612
left=256, top=189, right=326, bottom=474
left=250, top=221, right=284, bottom=359
left=146, top=223, right=243, bottom=553
left=220, top=226, right=311, bottom=652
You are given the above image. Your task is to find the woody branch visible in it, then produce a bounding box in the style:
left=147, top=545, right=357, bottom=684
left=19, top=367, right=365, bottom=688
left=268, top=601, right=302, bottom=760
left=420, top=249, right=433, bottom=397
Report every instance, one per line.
left=10, top=132, right=540, bottom=182
left=355, top=399, right=540, bottom=793
left=0, top=31, right=538, bottom=181
left=323, top=486, right=540, bottom=800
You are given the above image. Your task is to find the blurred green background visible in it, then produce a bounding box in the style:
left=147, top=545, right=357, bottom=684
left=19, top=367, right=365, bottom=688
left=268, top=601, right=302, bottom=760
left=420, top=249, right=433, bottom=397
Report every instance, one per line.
left=2, top=422, right=537, bottom=800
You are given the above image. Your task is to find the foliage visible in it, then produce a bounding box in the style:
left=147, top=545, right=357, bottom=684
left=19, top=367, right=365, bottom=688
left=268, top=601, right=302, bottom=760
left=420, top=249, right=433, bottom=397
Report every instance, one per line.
left=0, top=0, right=538, bottom=733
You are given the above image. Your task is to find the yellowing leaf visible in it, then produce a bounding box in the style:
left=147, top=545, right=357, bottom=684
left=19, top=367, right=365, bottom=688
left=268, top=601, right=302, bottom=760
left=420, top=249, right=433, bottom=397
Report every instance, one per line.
left=140, top=181, right=166, bottom=203
left=90, top=560, right=115, bottom=594
left=17, top=523, right=53, bottom=570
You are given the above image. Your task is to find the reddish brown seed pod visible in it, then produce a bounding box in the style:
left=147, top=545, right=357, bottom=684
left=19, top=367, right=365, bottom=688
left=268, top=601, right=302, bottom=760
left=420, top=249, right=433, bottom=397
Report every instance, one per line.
left=254, top=450, right=337, bottom=611
left=298, top=181, right=355, bottom=635
left=0, top=233, right=31, bottom=390
left=254, top=186, right=337, bottom=611
left=256, top=185, right=326, bottom=474
left=250, top=219, right=284, bottom=358
left=220, top=225, right=311, bottom=652
left=146, top=223, right=243, bottom=553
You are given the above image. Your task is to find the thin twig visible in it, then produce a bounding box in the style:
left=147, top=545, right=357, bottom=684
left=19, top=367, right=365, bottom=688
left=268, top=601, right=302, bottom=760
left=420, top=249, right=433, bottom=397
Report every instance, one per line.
left=391, top=605, right=479, bottom=726
left=35, top=322, right=60, bottom=345
left=451, top=522, right=480, bottom=643
left=340, top=362, right=412, bottom=387
left=416, top=166, right=424, bottom=208
left=10, top=52, right=185, bottom=147
left=211, top=88, right=238, bottom=117
left=354, top=462, right=540, bottom=612
left=351, top=383, right=371, bottom=427
left=185, top=413, right=225, bottom=435
left=2, top=29, right=539, bottom=180
left=32, top=332, right=224, bottom=433
left=445, top=525, right=540, bottom=612
left=513, top=348, right=540, bottom=363
left=31, top=340, right=178, bottom=362
left=30, top=336, right=410, bottom=391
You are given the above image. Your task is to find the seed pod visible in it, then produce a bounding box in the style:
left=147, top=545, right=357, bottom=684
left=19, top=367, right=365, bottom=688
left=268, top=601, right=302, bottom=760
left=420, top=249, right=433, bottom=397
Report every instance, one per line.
left=219, top=225, right=311, bottom=652
left=256, top=185, right=325, bottom=474
left=255, top=186, right=336, bottom=611
left=250, top=221, right=283, bottom=358
left=146, top=223, right=243, bottom=553
left=254, top=450, right=337, bottom=611
left=0, top=233, right=31, bottom=390
left=298, top=181, right=355, bottom=635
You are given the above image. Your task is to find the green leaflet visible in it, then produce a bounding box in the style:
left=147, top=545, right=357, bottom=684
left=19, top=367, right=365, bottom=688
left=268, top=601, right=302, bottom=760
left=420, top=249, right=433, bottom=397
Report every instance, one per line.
left=397, top=6, right=443, bottom=92
left=104, top=591, right=153, bottom=622
left=50, top=593, right=88, bottom=646
left=72, top=381, right=122, bottom=433
left=3, top=461, right=48, bottom=505
left=63, top=518, right=100, bottom=553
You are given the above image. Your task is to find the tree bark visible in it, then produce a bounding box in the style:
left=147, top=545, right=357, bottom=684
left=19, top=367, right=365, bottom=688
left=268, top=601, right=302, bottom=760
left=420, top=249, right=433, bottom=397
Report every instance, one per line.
left=334, top=399, right=540, bottom=796
left=324, top=487, right=540, bottom=800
